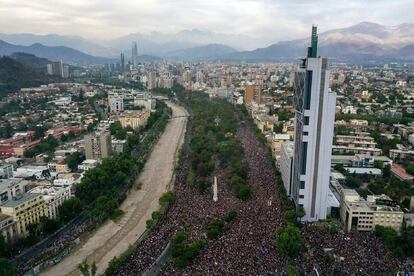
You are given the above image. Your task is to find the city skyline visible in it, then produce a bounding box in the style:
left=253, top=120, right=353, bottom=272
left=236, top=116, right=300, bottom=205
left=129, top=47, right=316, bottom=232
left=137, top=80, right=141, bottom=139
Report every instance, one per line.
left=0, top=0, right=413, bottom=48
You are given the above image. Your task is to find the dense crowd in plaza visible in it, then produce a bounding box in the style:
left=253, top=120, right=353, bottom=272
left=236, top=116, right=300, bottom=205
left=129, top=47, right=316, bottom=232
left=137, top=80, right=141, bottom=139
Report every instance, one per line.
left=115, top=118, right=402, bottom=275
left=116, top=121, right=285, bottom=275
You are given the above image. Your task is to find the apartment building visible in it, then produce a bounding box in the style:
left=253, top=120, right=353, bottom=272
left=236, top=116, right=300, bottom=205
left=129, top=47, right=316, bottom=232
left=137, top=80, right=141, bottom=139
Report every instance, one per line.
left=0, top=193, right=47, bottom=237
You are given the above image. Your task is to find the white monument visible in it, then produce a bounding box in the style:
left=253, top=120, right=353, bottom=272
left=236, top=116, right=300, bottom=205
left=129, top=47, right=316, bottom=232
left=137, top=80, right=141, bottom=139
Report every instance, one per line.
left=213, top=176, right=218, bottom=202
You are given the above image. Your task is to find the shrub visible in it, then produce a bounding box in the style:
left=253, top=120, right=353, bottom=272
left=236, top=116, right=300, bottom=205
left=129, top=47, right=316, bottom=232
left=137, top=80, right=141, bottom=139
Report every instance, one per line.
left=171, top=231, right=205, bottom=268
left=159, top=191, right=175, bottom=206
left=207, top=219, right=224, bottom=239
left=146, top=219, right=155, bottom=229
left=224, top=210, right=237, bottom=222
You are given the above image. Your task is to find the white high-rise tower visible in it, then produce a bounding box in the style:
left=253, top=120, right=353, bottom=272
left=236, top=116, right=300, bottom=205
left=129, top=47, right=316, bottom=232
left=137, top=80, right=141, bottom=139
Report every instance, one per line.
left=291, top=26, right=336, bottom=221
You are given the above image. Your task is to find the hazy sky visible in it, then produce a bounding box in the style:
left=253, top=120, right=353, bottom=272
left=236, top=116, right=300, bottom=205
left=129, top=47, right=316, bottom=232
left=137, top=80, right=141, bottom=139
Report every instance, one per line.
left=0, top=0, right=413, bottom=45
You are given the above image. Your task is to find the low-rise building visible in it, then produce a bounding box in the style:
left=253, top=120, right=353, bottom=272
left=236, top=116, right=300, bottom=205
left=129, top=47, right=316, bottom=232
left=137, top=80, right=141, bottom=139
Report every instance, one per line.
left=340, top=189, right=404, bottom=232
left=0, top=163, right=13, bottom=179
left=0, top=193, right=47, bottom=237
left=13, top=165, right=48, bottom=179
left=78, top=159, right=99, bottom=171
left=270, top=134, right=291, bottom=159
left=29, top=186, right=72, bottom=219
left=253, top=114, right=278, bottom=133
left=0, top=179, right=29, bottom=204
left=332, top=145, right=382, bottom=156
left=118, top=110, right=151, bottom=130
left=391, top=164, right=414, bottom=181
left=112, top=139, right=127, bottom=155
left=331, top=154, right=392, bottom=168
left=335, top=135, right=377, bottom=149
left=389, top=149, right=414, bottom=160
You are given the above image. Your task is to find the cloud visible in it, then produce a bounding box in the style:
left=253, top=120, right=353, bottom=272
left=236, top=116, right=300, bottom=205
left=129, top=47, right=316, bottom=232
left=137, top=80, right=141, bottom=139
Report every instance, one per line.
left=0, top=0, right=412, bottom=47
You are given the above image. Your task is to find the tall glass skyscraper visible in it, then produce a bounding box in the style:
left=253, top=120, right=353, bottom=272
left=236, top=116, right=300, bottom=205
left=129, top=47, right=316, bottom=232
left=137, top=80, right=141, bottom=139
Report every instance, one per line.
left=132, top=41, right=138, bottom=68
left=292, top=26, right=336, bottom=221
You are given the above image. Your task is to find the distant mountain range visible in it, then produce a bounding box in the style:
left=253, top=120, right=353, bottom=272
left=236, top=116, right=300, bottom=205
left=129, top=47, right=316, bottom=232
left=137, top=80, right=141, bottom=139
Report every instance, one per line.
left=226, top=22, right=414, bottom=62
left=1, top=22, right=413, bottom=63
left=0, top=33, right=119, bottom=57
left=164, top=44, right=236, bottom=60
left=0, top=40, right=114, bottom=65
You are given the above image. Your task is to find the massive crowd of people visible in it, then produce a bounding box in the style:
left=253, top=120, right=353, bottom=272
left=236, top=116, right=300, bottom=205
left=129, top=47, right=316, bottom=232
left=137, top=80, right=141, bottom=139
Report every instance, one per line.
left=116, top=121, right=284, bottom=275
left=300, top=223, right=401, bottom=274
left=17, top=106, right=400, bottom=275
left=116, top=117, right=402, bottom=275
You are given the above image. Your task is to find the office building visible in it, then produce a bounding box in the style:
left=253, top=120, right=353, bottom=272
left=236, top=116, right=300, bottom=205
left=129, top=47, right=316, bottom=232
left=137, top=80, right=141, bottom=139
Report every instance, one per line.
left=132, top=41, right=138, bottom=68
left=0, top=193, right=47, bottom=237
left=84, top=131, right=112, bottom=160
left=340, top=189, right=404, bottom=232
left=291, top=26, right=337, bottom=221
left=120, top=53, right=125, bottom=72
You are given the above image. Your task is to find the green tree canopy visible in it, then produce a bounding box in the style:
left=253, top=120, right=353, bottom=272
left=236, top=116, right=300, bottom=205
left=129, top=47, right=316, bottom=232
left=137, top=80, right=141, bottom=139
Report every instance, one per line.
left=273, top=223, right=303, bottom=258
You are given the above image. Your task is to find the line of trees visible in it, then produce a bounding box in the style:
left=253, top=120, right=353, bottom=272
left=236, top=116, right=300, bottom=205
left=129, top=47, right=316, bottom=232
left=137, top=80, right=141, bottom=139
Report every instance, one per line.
left=374, top=225, right=414, bottom=258
left=179, top=90, right=252, bottom=199
left=76, top=101, right=171, bottom=224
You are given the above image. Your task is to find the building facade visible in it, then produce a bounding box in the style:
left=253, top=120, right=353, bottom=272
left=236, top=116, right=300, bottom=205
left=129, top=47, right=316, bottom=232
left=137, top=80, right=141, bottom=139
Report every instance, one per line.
left=0, top=163, right=13, bottom=179
left=0, top=214, right=16, bottom=244
left=108, top=90, right=150, bottom=113
left=340, top=189, right=404, bottom=232
left=84, top=131, right=112, bottom=160
left=292, top=26, right=337, bottom=221
left=29, top=186, right=72, bottom=219
left=244, top=84, right=262, bottom=105
left=118, top=110, right=151, bottom=130
left=280, top=142, right=294, bottom=196
left=0, top=193, right=47, bottom=237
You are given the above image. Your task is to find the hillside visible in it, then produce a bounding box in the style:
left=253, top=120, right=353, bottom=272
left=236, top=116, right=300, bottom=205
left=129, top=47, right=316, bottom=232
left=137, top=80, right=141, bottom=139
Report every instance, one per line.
left=0, top=33, right=118, bottom=57
left=0, top=56, right=55, bottom=98
left=9, top=52, right=51, bottom=73
left=0, top=40, right=114, bottom=65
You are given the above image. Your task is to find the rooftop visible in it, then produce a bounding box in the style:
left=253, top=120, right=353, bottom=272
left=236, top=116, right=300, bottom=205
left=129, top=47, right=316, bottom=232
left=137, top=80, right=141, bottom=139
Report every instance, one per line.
left=391, top=164, right=414, bottom=181
left=0, top=193, right=41, bottom=208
